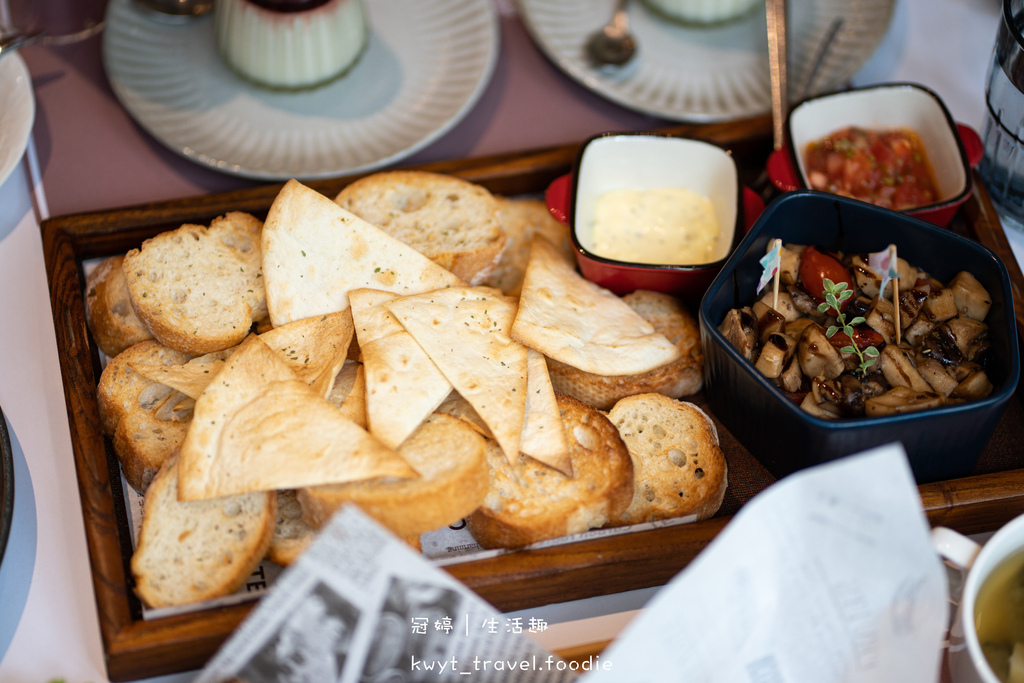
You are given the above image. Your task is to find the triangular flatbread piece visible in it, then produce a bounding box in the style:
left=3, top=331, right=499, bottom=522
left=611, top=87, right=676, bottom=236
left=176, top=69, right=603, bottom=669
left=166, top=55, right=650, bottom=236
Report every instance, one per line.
left=350, top=288, right=452, bottom=450
left=385, top=287, right=528, bottom=465
left=259, top=310, right=354, bottom=398
left=261, top=179, right=464, bottom=326
left=521, top=349, right=571, bottom=475
left=131, top=349, right=232, bottom=400
left=511, top=235, right=681, bottom=375
left=131, top=312, right=354, bottom=401
left=177, top=335, right=416, bottom=501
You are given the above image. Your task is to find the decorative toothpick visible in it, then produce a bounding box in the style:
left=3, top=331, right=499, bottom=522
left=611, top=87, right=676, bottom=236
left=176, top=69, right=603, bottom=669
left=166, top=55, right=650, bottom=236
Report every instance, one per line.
left=868, top=244, right=901, bottom=344
left=757, top=238, right=783, bottom=311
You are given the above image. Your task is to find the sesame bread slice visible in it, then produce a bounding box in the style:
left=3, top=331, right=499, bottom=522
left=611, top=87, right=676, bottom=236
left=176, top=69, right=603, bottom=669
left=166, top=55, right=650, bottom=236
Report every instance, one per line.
left=131, top=453, right=277, bottom=608
left=85, top=255, right=154, bottom=358
left=334, top=171, right=507, bottom=285
left=465, top=393, right=634, bottom=549
left=606, top=394, right=728, bottom=526
left=122, top=212, right=267, bottom=355
left=547, top=290, right=704, bottom=410
left=483, top=197, right=574, bottom=296
left=297, top=412, right=488, bottom=538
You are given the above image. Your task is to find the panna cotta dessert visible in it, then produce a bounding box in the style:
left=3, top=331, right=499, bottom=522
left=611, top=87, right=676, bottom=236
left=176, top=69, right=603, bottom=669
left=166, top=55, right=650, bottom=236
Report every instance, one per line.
left=215, top=0, right=368, bottom=90
left=642, top=0, right=759, bottom=24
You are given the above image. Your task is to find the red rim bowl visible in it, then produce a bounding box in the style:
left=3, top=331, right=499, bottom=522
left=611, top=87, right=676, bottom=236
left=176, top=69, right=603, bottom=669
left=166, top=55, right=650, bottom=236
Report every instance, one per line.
left=766, top=82, right=982, bottom=228
left=545, top=132, right=765, bottom=305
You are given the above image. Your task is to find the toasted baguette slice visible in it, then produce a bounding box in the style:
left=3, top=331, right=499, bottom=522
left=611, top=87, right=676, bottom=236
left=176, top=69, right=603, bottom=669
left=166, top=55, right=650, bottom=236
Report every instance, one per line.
left=131, top=453, right=277, bottom=608
left=547, top=290, right=703, bottom=410
left=606, top=394, right=727, bottom=526
left=113, top=404, right=193, bottom=493
left=97, top=340, right=192, bottom=436
left=334, top=171, right=507, bottom=284
left=267, top=489, right=317, bottom=567
left=122, top=212, right=267, bottom=355
left=298, top=413, right=487, bottom=538
left=268, top=490, right=421, bottom=565
left=465, top=393, right=634, bottom=549
left=85, top=255, right=154, bottom=358
left=97, top=341, right=195, bottom=492
left=326, top=360, right=367, bottom=428
left=483, top=197, right=574, bottom=296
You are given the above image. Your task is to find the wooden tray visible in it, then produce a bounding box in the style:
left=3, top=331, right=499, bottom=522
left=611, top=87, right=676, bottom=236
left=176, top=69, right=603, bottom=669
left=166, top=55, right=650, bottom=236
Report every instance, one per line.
left=41, top=115, right=1024, bottom=681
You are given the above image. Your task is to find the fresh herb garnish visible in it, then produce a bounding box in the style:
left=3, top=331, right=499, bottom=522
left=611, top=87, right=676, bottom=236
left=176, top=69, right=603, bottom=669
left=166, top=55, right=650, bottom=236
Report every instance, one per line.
left=818, top=278, right=880, bottom=377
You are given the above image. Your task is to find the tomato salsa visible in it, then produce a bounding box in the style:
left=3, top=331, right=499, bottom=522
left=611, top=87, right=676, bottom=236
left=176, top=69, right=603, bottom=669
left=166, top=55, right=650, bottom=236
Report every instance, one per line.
left=803, top=127, right=940, bottom=211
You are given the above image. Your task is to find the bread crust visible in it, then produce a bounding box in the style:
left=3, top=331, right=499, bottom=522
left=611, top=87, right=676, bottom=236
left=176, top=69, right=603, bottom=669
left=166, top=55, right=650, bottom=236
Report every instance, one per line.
left=85, top=255, right=154, bottom=358
left=97, top=339, right=192, bottom=433
left=113, top=406, right=192, bottom=493
left=267, top=489, right=316, bottom=567
left=465, top=393, right=634, bottom=549
left=297, top=413, right=488, bottom=537
left=334, top=171, right=507, bottom=285
left=131, top=453, right=277, bottom=608
left=122, top=212, right=267, bottom=355
left=484, top=197, right=573, bottom=296
left=97, top=341, right=197, bottom=492
left=266, top=490, right=423, bottom=566
left=547, top=290, right=703, bottom=410
left=606, top=394, right=727, bottom=525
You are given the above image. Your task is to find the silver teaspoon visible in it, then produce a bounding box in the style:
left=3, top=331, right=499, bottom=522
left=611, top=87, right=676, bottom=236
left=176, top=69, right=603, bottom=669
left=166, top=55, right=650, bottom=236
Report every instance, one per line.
left=586, top=0, right=636, bottom=68
left=0, top=30, right=45, bottom=62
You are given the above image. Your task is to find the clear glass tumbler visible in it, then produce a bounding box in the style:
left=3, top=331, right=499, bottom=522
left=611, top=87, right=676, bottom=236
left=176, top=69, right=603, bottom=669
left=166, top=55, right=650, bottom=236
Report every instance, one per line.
left=979, top=0, right=1024, bottom=233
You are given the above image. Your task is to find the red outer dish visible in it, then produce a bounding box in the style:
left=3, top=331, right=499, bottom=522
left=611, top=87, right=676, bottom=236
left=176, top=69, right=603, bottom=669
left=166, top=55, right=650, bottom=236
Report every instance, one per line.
left=767, top=122, right=982, bottom=228
left=545, top=173, right=764, bottom=304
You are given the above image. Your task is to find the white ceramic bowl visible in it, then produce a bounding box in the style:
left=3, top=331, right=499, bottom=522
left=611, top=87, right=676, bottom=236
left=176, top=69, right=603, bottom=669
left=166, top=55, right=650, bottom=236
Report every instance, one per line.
left=767, top=83, right=982, bottom=227
left=546, top=132, right=755, bottom=303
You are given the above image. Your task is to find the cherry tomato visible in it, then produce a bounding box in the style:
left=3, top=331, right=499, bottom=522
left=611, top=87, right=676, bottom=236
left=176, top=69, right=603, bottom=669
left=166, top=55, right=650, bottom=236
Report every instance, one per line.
left=828, top=327, right=885, bottom=351
left=799, top=245, right=853, bottom=311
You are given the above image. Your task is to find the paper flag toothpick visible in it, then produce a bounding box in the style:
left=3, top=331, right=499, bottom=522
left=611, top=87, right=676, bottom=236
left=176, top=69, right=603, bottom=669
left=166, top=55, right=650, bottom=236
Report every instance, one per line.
left=757, top=239, right=783, bottom=294
left=868, top=244, right=900, bottom=297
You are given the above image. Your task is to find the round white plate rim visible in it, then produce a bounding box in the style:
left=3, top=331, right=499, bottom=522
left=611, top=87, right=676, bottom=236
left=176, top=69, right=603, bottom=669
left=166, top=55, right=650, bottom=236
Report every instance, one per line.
left=102, top=0, right=499, bottom=181
left=517, top=0, right=895, bottom=124
left=0, top=54, right=35, bottom=189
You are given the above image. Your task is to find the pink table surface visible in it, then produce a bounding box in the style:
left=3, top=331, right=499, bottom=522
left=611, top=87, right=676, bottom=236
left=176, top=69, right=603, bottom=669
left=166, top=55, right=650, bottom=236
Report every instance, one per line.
left=20, top=2, right=674, bottom=219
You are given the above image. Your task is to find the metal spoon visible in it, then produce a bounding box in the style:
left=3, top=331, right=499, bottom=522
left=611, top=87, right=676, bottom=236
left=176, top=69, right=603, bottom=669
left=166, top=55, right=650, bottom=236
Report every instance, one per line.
left=586, top=0, right=636, bottom=68
left=0, top=20, right=107, bottom=63
left=0, top=30, right=45, bottom=62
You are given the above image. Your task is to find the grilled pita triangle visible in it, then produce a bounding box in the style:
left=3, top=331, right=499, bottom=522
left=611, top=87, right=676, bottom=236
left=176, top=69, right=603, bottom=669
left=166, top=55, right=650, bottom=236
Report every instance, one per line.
left=511, top=236, right=681, bottom=375
left=350, top=288, right=452, bottom=450
left=385, top=287, right=528, bottom=465
left=177, top=334, right=416, bottom=500
left=261, top=179, right=463, bottom=326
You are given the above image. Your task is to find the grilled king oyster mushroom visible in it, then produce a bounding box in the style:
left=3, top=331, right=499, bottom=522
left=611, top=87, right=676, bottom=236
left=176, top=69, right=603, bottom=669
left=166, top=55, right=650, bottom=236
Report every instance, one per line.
left=722, top=244, right=996, bottom=419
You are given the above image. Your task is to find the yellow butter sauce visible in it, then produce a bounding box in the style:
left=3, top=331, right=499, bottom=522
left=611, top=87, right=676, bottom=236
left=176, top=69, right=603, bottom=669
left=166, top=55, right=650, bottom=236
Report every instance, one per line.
left=591, top=187, right=720, bottom=265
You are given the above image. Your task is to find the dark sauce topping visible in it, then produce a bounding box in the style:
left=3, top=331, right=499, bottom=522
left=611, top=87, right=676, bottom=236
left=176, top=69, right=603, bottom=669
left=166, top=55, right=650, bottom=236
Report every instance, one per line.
left=243, top=0, right=333, bottom=12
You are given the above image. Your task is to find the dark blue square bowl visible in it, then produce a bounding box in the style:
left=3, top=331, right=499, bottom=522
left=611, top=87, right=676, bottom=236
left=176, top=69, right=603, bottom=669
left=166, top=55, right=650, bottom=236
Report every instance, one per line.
left=698, top=190, right=1020, bottom=484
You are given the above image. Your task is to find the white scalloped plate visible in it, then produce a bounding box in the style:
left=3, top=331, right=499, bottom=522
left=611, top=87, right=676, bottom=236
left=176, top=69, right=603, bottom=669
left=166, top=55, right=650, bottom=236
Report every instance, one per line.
left=518, top=0, right=894, bottom=123
left=0, top=54, right=34, bottom=189
left=102, top=0, right=498, bottom=180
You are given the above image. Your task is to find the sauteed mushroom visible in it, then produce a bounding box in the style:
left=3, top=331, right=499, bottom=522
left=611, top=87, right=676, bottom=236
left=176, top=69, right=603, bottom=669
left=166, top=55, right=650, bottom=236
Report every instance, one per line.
left=719, top=243, right=995, bottom=418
